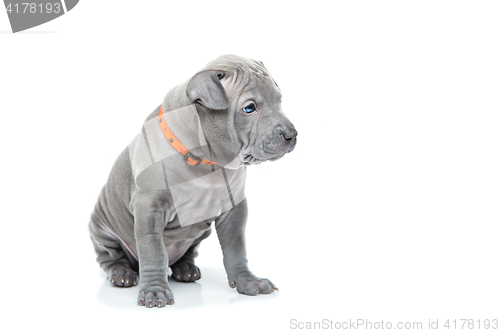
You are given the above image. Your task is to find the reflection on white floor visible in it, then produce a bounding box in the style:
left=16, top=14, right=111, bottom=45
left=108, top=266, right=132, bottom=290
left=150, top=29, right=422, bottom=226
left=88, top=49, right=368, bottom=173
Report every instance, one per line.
left=96, top=266, right=279, bottom=311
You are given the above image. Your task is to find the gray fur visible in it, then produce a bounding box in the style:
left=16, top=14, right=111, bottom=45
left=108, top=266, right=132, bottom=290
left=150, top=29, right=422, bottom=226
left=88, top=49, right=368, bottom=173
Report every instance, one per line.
left=89, top=54, right=297, bottom=307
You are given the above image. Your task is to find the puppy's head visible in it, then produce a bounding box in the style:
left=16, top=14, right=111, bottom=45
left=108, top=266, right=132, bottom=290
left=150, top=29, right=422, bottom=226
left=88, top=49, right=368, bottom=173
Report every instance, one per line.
left=186, top=55, right=297, bottom=166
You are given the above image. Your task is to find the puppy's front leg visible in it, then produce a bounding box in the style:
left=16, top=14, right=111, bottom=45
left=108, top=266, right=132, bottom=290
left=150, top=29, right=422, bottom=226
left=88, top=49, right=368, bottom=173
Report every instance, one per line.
left=215, top=199, right=278, bottom=295
left=134, top=200, right=173, bottom=308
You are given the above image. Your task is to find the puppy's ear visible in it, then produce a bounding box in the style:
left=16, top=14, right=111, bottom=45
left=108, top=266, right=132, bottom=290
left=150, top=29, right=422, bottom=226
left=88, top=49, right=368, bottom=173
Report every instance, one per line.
left=186, top=70, right=230, bottom=110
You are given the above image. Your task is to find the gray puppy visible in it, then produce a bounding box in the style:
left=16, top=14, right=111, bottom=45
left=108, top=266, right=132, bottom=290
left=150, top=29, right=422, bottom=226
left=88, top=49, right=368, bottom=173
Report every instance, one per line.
left=89, top=55, right=297, bottom=307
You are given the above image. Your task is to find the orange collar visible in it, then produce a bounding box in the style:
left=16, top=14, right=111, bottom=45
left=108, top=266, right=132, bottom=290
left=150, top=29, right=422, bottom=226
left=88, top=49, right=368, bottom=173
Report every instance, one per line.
left=158, top=105, right=216, bottom=167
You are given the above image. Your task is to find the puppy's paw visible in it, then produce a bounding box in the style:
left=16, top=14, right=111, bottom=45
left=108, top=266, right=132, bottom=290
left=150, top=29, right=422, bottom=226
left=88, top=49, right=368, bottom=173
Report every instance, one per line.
left=137, top=288, right=174, bottom=308
left=107, top=264, right=137, bottom=287
left=229, top=271, right=278, bottom=295
left=171, top=261, right=201, bottom=282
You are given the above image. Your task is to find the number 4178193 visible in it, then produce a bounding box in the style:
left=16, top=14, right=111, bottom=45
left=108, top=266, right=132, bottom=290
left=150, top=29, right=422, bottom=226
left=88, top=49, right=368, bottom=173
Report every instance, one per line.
left=5, top=2, right=61, bottom=14
left=444, top=319, right=498, bottom=330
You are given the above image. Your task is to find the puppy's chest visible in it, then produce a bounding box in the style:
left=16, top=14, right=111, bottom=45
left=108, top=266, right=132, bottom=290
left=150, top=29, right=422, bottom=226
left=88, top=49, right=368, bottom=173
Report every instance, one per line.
left=164, top=163, right=247, bottom=227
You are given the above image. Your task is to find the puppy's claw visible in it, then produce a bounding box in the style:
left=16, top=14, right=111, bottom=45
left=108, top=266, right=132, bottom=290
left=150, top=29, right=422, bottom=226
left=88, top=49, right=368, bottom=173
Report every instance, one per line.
left=169, top=298, right=174, bottom=305
left=139, top=299, right=144, bottom=306
left=108, top=264, right=136, bottom=287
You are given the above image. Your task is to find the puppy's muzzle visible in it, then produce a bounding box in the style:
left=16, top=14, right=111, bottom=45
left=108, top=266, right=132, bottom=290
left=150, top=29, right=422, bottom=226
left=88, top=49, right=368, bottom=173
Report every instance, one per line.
left=264, top=124, right=298, bottom=156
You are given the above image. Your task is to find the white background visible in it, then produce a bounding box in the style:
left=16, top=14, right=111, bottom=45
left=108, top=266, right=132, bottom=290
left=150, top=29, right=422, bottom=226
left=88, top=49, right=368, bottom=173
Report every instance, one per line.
left=1, top=1, right=499, bottom=332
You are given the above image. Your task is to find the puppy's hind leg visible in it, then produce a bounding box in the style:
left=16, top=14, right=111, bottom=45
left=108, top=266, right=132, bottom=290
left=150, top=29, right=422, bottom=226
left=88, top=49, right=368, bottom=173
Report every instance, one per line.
left=170, top=229, right=212, bottom=282
left=89, top=218, right=138, bottom=288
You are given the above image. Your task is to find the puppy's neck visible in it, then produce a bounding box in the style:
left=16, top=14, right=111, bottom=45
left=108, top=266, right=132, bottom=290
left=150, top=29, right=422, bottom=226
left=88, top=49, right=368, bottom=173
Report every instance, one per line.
left=160, top=103, right=241, bottom=168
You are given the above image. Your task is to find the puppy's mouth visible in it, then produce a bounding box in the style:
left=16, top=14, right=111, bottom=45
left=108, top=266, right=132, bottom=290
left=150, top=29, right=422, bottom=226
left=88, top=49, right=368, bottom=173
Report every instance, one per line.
left=243, top=154, right=262, bottom=165
left=243, top=151, right=287, bottom=165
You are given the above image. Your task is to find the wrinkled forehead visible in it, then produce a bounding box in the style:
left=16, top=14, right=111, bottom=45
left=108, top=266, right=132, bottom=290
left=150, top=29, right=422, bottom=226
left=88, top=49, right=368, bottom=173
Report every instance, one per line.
left=223, top=68, right=282, bottom=105
left=242, top=73, right=282, bottom=104
left=201, top=55, right=281, bottom=103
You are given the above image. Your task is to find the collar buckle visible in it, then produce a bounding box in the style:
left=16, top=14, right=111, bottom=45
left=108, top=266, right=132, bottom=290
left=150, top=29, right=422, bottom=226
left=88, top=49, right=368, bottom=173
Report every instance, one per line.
left=184, top=152, right=202, bottom=166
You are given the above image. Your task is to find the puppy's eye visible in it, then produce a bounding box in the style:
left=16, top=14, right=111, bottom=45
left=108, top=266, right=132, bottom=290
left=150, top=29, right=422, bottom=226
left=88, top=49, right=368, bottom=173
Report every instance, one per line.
left=243, top=103, right=256, bottom=113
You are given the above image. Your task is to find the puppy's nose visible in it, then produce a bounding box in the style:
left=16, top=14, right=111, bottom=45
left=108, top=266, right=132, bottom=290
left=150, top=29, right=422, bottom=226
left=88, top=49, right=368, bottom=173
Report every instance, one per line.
left=277, top=125, right=297, bottom=142
left=282, top=128, right=298, bottom=141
